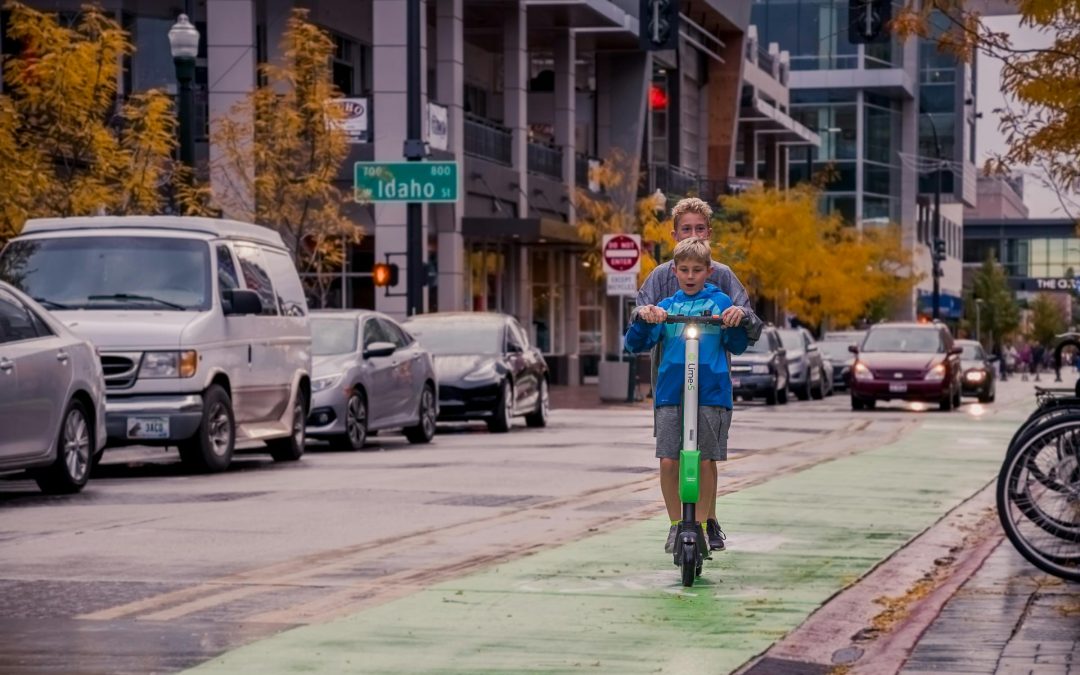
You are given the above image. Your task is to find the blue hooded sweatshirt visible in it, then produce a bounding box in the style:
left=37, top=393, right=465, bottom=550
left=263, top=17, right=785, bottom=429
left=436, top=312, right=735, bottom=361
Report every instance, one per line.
left=624, top=283, right=749, bottom=409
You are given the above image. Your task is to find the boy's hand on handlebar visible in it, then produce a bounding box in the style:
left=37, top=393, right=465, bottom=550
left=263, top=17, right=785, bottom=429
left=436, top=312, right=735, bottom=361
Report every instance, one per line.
left=640, top=305, right=668, bottom=324
left=720, top=306, right=744, bottom=327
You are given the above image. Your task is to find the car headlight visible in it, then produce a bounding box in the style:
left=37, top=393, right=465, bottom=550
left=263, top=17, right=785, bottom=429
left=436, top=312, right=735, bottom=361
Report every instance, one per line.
left=140, top=351, right=197, bottom=378
left=925, top=363, right=947, bottom=382
left=853, top=361, right=872, bottom=381
left=751, top=364, right=770, bottom=374
left=463, top=364, right=499, bottom=382
left=964, top=369, right=986, bottom=382
left=312, top=374, right=343, bottom=392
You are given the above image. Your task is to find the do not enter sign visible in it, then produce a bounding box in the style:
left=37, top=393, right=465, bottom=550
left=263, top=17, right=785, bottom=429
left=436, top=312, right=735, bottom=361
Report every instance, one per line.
left=602, top=234, right=641, bottom=274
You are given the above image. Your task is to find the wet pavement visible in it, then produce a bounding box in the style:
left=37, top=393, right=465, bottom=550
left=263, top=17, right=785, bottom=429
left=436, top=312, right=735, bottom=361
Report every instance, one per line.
left=900, top=542, right=1080, bottom=675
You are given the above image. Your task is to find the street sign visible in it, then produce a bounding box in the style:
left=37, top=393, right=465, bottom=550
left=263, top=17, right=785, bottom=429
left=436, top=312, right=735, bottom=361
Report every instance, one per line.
left=602, top=233, right=642, bottom=274
left=354, top=161, right=458, bottom=203
left=606, top=272, right=638, bottom=297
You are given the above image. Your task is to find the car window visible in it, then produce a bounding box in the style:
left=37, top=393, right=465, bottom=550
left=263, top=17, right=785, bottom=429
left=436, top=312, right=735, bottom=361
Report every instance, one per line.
left=0, top=290, right=41, bottom=344
left=960, top=343, right=986, bottom=360
left=862, top=328, right=944, bottom=353
left=262, top=248, right=308, bottom=317
left=506, top=323, right=524, bottom=352
left=362, top=317, right=393, bottom=347
left=311, top=318, right=358, bottom=355
left=777, top=329, right=804, bottom=351
left=744, top=332, right=774, bottom=354
left=379, top=318, right=410, bottom=348
left=511, top=320, right=530, bottom=349
left=217, top=245, right=240, bottom=301
left=233, top=245, right=279, bottom=316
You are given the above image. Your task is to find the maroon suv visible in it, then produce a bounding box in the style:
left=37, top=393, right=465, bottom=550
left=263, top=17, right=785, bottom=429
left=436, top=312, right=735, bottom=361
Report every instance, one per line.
left=849, top=322, right=963, bottom=411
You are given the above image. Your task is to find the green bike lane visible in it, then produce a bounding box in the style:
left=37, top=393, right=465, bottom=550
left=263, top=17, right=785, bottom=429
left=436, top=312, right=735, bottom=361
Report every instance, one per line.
left=187, top=404, right=1027, bottom=675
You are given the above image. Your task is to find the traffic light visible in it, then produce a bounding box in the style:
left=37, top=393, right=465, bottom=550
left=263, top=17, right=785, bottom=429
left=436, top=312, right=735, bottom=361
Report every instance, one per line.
left=848, top=0, right=891, bottom=44
left=933, top=238, right=947, bottom=263
left=372, top=262, right=399, bottom=287
left=640, top=0, right=679, bottom=51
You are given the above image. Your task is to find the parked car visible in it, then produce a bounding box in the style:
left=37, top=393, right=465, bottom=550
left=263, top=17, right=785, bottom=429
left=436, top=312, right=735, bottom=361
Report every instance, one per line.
left=819, top=339, right=859, bottom=392
left=0, top=282, right=107, bottom=493
left=306, top=310, right=437, bottom=450
left=730, top=326, right=789, bottom=405
left=403, top=312, right=548, bottom=431
left=776, top=327, right=827, bottom=400
left=823, top=330, right=866, bottom=344
left=849, top=322, right=962, bottom=411
left=956, top=339, right=997, bottom=403
left=0, top=216, right=312, bottom=472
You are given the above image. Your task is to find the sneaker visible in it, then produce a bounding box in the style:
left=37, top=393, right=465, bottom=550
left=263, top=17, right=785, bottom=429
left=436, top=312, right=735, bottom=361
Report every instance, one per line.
left=707, top=519, right=727, bottom=551
left=664, top=524, right=678, bottom=553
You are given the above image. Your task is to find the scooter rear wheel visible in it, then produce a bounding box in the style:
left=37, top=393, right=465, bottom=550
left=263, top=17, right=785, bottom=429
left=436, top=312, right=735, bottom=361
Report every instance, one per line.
left=680, top=542, right=697, bottom=587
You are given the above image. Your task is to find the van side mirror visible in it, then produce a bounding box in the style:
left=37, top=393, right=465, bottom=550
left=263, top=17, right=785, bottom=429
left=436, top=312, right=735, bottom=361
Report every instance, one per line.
left=364, top=341, right=396, bottom=359
left=848, top=344, right=859, bottom=354
left=222, top=289, right=263, bottom=316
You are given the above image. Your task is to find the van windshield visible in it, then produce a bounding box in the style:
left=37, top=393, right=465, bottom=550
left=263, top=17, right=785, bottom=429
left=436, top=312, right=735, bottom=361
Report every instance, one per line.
left=0, top=237, right=211, bottom=311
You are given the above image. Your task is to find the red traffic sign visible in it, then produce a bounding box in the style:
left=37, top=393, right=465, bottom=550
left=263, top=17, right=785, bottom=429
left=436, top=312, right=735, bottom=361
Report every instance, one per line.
left=602, top=234, right=641, bottom=274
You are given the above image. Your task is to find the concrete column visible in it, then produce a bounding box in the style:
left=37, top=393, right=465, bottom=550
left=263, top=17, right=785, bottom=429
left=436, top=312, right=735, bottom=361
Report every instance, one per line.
left=372, top=0, right=427, bottom=318
left=504, top=0, right=528, bottom=217
left=554, top=30, right=576, bottom=222
left=435, top=0, right=465, bottom=311
left=763, top=135, right=779, bottom=187
left=741, top=126, right=757, bottom=179
left=207, top=0, right=257, bottom=218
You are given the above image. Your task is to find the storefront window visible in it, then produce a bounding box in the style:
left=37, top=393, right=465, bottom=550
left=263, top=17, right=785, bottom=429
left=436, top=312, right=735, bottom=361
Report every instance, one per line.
left=468, top=242, right=507, bottom=312
left=531, top=249, right=552, bottom=353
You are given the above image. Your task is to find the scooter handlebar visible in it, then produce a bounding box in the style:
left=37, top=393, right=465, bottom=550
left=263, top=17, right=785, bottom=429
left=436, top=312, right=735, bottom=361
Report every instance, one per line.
left=663, top=314, right=727, bottom=326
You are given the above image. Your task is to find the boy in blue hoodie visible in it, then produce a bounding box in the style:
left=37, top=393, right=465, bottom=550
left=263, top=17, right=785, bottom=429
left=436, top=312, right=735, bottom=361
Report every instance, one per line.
left=625, top=237, right=748, bottom=554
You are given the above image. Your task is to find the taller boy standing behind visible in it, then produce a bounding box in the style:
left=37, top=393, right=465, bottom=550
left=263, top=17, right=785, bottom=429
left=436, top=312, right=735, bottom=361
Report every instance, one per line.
left=625, top=238, right=748, bottom=554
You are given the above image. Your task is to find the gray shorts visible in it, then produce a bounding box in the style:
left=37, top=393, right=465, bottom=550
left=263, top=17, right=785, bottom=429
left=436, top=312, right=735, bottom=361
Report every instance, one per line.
left=654, top=405, right=732, bottom=461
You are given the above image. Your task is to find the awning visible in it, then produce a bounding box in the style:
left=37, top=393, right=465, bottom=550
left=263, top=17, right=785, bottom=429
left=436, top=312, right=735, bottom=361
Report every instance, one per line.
left=916, top=291, right=964, bottom=320
left=739, top=97, right=821, bottom=146
left=462, top=216, right=584, bottom=245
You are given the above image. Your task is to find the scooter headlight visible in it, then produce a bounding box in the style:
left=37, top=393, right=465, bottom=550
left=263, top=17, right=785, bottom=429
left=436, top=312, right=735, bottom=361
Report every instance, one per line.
left=686, top=325, right=699, bottom=339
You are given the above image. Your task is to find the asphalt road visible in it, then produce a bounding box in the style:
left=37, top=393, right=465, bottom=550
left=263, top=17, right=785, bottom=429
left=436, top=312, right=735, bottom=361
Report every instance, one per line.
left=0, top=388, right=1005, bottom=674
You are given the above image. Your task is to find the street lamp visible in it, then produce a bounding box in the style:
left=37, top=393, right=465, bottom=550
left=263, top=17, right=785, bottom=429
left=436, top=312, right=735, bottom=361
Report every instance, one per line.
left=168, top=14, right=200, bottom=172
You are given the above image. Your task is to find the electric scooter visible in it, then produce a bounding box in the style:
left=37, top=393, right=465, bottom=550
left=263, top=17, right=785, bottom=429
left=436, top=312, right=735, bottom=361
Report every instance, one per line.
left=665, top=313, right=727, bottom=587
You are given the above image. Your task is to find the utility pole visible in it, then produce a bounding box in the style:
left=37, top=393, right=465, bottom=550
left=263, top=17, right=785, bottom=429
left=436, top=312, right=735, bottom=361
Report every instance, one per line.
left=404, top=0, right=425, bottom=316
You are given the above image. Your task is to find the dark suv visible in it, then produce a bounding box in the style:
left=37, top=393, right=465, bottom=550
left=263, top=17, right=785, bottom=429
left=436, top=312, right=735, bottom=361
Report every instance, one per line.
left=849, top=322, right=962, bottom=411
left=730, top=326, right=789, bottom=405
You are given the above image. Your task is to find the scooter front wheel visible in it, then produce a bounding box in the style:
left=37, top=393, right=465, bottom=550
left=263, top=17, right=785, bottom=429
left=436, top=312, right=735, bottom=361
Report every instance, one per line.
left=680, top=541, right=697, bottom=587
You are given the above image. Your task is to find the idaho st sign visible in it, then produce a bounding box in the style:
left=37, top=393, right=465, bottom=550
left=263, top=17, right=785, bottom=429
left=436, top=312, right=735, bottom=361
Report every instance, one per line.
left=354, top=161, right=458, bottom=203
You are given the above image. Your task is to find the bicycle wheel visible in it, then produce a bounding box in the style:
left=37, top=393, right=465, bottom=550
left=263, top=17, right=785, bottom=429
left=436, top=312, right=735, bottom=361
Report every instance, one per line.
left=997, top=420, right=1080, bottom=582
left=680, top=541, right=697, bottom=587
left=1007, top=410, right=1080, bottom=493
left=1008, top=402, right=1080, bottom=457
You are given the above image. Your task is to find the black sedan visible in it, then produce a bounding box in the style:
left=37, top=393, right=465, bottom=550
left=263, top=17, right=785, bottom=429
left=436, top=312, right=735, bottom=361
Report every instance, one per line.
left=818, top=339, right=858, bottom=392
left=730, top=326, right=789, bottom=405
left=956, top=339, right=997, bottom=403
left=402, top=312, right=549, bottom=431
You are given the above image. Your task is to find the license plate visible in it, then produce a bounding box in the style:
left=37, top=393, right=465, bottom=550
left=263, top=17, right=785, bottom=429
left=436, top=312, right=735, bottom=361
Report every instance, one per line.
left=731, top=378, right=741, bottom=388
left=127, top=416, right=170, bottom=439
left=889, top=383, right=907, bottom=393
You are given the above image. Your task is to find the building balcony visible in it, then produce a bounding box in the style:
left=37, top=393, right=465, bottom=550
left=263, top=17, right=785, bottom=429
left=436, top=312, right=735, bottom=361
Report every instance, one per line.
left=647, top=163, right=701, bottom=198
left=464, top=113, right=512, bottom=166
left=527, top=140, right=563, bottom=180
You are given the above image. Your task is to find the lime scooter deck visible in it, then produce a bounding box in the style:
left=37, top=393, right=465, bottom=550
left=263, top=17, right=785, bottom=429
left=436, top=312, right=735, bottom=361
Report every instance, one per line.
left=664, top=313, right=727, bottom=587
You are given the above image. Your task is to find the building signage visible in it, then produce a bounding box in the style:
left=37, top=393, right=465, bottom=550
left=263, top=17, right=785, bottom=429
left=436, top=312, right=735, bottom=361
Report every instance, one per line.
left=328, top=98, right=369, bottom=143
left=1034, top=277, right=1080, bottom=291
left=427, top=102, right=448, bottom=152
left=602, top=234, right=642, bottom=274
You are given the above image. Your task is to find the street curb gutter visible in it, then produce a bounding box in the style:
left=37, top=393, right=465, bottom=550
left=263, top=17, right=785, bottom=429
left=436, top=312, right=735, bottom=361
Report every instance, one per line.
left=737, top=480, right=1004, bottom=675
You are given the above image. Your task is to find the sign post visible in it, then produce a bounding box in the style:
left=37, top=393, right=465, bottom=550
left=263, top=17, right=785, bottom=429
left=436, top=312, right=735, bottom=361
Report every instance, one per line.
left=602, top=234, right=642, bottom=363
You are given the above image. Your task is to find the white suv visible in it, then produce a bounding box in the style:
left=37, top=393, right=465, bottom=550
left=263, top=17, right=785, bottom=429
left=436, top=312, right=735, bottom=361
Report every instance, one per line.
left=0, top=216, right=312, bottom=472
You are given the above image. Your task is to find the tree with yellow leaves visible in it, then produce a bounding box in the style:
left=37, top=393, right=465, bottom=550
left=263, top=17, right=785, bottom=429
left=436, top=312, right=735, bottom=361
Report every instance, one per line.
left=0, top=3, right=178, bottom=244
left=574, top=148, right=666, bottom=285
left=211, top=9, right=360, bottom=307
left=894, top=1, right=1080, bottom=214
left=713, top=183, right=919, bottom=329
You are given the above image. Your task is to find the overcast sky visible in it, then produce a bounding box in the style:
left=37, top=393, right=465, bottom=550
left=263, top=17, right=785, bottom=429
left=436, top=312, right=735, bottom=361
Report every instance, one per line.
left=975, top=15, right=1073, bottom=218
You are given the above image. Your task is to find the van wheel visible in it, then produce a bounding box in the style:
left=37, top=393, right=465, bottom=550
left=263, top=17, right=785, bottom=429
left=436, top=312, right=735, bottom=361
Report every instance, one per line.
left=34, top=399, right=92, bottom=494
left=404, top=385, right=437, bottom=444
left=179, top=385, right=234, bottom=473
left=268, top=394, right=307, bottom=462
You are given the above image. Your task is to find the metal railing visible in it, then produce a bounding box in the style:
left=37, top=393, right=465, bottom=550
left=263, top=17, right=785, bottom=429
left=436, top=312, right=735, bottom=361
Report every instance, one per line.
left=464, top=113, right=512, bottom=166
left=527, top=141, right=563, bottom=180
left=648, top=163, right=700, bottom=198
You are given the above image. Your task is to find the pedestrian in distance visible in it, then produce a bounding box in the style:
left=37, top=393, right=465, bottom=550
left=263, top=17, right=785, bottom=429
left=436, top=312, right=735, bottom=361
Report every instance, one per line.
left=625, top=237, right=749, bottom=554
left=633, top=196, right=762, bottom=551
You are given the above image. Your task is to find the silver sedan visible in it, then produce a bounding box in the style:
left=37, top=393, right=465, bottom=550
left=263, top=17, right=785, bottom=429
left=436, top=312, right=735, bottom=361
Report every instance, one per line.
left=0, top=282, right=107, bottom=493
left=306, top=310, right=438, bottom=450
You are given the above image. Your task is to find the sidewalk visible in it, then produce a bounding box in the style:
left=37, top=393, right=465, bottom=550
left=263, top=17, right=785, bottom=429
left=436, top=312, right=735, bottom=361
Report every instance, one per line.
left=184, top=389, right=1028, bottom=674
left=550, top=383, right=651, bottom=411
left=900, top=542, right=1080, bottom=675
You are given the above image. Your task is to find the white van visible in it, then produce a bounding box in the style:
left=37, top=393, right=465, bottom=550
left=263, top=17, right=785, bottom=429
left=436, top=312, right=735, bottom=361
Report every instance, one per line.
left=0, top=216, right=312, bottom=472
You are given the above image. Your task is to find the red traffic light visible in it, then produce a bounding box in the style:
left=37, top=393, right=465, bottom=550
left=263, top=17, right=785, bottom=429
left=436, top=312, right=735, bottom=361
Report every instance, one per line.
left=373, top=262, right=399, bottom=287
